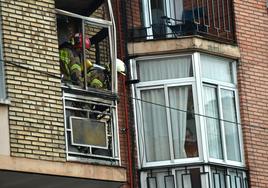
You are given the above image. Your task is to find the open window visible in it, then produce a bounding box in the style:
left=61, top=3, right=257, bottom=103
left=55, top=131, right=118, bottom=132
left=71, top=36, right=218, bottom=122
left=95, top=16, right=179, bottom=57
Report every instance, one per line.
left=56, top=0, right=116, bottom=92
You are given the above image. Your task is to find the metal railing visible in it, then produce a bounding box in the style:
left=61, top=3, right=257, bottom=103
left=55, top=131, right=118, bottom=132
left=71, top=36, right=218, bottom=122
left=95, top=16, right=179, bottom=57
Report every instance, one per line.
left=143, top=164, right=248, bottom=188
left=128, top=0, right=235, bottom=43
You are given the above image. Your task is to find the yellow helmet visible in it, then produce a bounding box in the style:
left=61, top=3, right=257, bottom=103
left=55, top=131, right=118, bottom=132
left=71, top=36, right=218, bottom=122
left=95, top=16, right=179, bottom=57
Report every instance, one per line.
left=81, top=59, right=93, bottom=72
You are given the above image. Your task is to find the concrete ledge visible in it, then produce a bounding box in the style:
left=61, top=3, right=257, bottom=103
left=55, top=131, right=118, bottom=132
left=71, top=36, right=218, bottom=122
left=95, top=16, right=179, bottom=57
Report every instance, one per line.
left=0, top=106, right=9, bottom=155
left=128, top=36, right=240, bottom=59
left=0, top=155, right=127, bottom=182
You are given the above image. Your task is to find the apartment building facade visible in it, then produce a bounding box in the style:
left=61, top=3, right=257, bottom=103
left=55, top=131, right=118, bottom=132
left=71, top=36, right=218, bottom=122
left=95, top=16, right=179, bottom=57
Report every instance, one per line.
left=0, top=0, right=130, bottom=187
left=116, top=0, right=268, bottom=187
left=0, top=0, right=268, bottom=188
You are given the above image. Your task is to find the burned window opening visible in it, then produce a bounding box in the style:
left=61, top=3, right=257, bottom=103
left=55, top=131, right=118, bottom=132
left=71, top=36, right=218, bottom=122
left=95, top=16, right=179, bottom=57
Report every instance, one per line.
left=57, top=13, right=113, bottom=91
left=64, top=94, right=119, bottom=162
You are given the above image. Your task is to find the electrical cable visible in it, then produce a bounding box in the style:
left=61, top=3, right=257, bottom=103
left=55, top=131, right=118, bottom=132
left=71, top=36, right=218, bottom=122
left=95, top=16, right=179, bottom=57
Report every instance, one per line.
left=1, top=58, right=266, bottom=130
left=2, top=59, right=61, bottom=79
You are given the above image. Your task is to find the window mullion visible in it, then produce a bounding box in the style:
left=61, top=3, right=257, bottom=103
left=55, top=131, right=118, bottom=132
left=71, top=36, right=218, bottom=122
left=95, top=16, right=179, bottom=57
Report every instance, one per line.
left=193, top=52, right=208, bottom=163
left=218, top=86, right=228, bottom=162
left=164, top=85, right=175, bottom=162
left=136, top=89, right=147, bottom=167
left=234, top=89, right=244, bottom=164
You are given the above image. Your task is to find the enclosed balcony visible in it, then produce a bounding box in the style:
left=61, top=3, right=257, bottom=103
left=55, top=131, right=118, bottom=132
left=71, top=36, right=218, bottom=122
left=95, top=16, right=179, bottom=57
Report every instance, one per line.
left=55, top=0, right=120, bottom=164
left=127, top=0, right=235, bottom=43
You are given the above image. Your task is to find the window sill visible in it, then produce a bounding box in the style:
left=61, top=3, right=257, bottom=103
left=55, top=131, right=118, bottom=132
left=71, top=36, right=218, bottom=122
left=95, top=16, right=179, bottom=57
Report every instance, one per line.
left=0, top=98, right=11, bottom=105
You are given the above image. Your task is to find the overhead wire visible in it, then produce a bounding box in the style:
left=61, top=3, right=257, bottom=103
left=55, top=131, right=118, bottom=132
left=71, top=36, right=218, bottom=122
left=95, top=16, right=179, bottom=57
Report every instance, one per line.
left=0, top=58, right=266, bottom=131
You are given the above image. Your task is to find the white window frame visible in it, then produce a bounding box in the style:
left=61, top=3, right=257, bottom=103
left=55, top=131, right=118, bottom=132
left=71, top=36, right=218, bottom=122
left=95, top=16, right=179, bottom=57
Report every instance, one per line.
left=63, top=92, right=120, bottom=164
left=133, top=54, right=203, bottom=168
left=196, top=53, right=245, bottom=167
left=131, top=52, right=245, bottom=170
left=56, top=8, right=117, bottom=93
left=57, top=3, right=120, bottom=164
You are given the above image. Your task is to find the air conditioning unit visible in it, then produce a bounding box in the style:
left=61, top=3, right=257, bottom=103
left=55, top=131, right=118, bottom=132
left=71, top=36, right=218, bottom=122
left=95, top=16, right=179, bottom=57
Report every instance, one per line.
left=69, top=116, right=108, bottom=149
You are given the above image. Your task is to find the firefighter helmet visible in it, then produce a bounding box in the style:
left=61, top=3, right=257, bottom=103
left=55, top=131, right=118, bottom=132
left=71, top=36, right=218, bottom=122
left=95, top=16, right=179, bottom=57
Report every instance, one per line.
left=73, top=33, right=91, bottom=49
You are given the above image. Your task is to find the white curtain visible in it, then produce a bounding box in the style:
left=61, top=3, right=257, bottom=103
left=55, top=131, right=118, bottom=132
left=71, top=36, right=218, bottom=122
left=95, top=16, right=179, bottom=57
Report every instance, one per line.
left=201, top=54, right=233, bottom=83
left=139, top=56, right=192, bottom=162
left=221, top=89, right=241, bottom=161
left=142, top=89, right=170, bottom=162
left=169, top=86, right=189, bottom=159
left=139, top=56, right=192, bottom=82
left=203, top=86, right=223, bottom=159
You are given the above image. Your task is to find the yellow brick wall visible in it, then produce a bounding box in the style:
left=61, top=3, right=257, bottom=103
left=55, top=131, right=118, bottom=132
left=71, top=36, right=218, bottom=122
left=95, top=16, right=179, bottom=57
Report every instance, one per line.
left=0, top=0, right=65, bottom=161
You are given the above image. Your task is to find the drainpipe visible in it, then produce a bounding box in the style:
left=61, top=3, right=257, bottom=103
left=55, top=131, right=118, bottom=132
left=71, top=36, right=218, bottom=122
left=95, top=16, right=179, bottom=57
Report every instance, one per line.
left=114, top=0, right=134, bottom=186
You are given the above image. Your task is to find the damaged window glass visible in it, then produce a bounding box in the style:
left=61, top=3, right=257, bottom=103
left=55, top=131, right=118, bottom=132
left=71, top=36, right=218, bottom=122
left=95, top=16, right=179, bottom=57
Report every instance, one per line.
left=65, top=95, right=117, bottom=161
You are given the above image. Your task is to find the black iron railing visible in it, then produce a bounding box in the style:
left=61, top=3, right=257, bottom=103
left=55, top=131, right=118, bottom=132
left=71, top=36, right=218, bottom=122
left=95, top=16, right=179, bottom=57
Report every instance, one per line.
left=128, top=0, right=235, bottom=43
left=142, top=164, right=248, bottom=188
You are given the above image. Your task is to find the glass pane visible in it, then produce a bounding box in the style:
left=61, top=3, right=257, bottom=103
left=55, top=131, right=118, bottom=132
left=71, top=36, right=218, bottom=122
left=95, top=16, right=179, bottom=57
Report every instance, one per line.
left=71, top=117, right=107, bottom=147
left=211, top=169, right=226, bottom=188
left=147, top=177, right=157, bottom=188
left=84, top=22, right=111, bottom=90
left=229, top=170, right=244, bottom=188
left=151, top=171, right=169, bottom=188
left=201, top=54, right=233, bottom=83
left=141, top=89, right=170, bottom=162
left=0, top=59, right=5, bottom=99
left=138, top=56, right=193, bottom=82
left=203, top=86, right=223, bottom=159
left=176, top=170, right=192, bottom=188
left=169, top=86, right=198, bottom=159
left=151, top=0, right=165, bottom=25
left=221, top=89, right=241, bottom=161
left=150, top=0, right=166, bottom=36
left=165, top=175, right=175, bottom=188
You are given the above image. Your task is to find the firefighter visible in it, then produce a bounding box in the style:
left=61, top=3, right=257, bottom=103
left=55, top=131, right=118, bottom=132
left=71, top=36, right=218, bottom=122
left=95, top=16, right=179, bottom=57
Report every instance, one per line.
left=59, top=33, right=91, bottom=87
left=86, top=63, right=107, bottom=89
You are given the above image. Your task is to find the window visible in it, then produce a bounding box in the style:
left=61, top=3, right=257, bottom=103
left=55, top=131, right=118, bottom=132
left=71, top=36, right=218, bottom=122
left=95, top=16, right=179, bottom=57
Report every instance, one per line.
left=135, top=55, right=200, bottom=167
left=201, top=54, right=242, bottom=163
left=56, top=5, right=116, bottom=92
left=142, top=0, right=183, bottom=38
left=0, top=59, right=5, bottom=101
left=64, top=93, right=119, bottom=163
left=56, top=1, right=119, bottom=163
left=0, top=19, right=6, bottom=102
left=131, top=53, right=245, bottom=187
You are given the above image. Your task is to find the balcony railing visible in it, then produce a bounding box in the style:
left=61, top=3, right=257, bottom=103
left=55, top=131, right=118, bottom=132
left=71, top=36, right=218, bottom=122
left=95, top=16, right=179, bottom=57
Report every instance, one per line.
left=127, top=0, right=235, bottom=43
left=142, top=164, right=248, bottom=188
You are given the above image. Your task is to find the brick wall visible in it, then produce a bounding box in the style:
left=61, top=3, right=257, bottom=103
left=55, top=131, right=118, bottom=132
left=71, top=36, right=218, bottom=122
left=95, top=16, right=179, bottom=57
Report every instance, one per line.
left=234, top=0, right=268, bottom=187
left=0, top=0, right=65, bottom=161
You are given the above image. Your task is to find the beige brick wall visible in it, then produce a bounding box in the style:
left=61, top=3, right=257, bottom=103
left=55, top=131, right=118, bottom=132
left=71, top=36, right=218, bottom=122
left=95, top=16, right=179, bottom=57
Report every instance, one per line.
left=0, top=0, right=65, bottom=161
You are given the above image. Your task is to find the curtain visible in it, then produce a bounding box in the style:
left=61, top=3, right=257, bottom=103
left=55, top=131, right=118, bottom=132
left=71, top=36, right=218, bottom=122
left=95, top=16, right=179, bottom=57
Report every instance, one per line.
left=203, top=86, right=223, bottom=159
left=139, top=56, right=192, bottom=162
left=201, top=54, right=233, bottom=83
left=169, top=86, right=189, bottom=159
left=221, top=89, right=241, bottom=161
left=139, top=56, right=192, bottom=82
left=141, top=89, right=170, bottom=162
